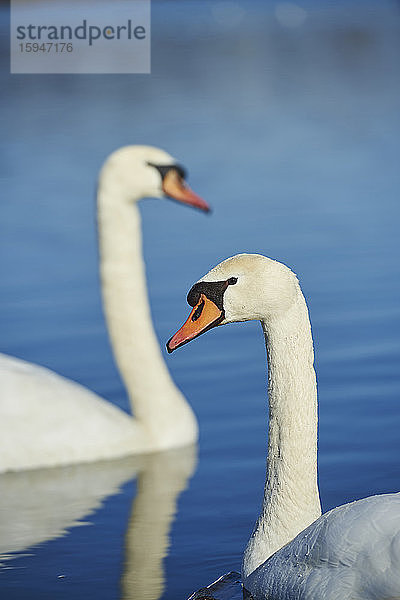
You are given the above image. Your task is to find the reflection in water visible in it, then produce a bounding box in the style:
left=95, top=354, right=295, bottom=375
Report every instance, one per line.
left=121, top=447, right=197, bottom=600
left=0, top=446, right=197, bottom=600
left=0, top=458, right=139, bottom=560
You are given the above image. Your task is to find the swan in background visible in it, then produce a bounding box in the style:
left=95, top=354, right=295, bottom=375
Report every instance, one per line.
left=1, top=146, right=209, bottom=472
left=168, top=254, right=400, bottom=600
left=0, top=446, right=197, bottom=600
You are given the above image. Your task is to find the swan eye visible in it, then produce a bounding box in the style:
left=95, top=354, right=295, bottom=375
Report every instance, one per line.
left=227, top=277, right=238, bottom=286
left=192, top=299, right=205, bottom=322
left=147, top=162, right=187, bottom=181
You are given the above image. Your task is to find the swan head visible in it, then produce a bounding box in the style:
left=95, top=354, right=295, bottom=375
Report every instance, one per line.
left=167, top=254, right=300, bottom=352
left=98, top=145, right=210, bottom=212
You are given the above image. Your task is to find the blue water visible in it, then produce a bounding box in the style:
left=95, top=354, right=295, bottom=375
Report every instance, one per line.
left=1, top=1, right=400, bottom=598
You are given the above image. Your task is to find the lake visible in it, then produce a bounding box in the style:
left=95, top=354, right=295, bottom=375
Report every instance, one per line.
left=1, top=1, right=400, bottom=598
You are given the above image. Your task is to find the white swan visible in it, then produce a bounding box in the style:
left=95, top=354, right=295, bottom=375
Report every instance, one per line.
left=167, top=254, right=400, bottom=600
left=1, top=145, right=209, bottom=473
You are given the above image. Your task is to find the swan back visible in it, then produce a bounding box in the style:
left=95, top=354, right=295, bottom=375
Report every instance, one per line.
left=245, top=493, right=400, bottom=600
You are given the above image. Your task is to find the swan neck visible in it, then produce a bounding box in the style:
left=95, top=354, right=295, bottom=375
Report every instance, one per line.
left=242, top=291, right=321, bottom=578
left=96, top=174, right=197, bottom=448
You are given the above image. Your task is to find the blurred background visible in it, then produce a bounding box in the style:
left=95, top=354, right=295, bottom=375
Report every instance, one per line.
left=1, top=1, right=400, bottom=599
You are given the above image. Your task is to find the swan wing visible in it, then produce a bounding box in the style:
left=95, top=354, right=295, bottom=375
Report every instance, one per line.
left=0, top=353, right=149, bottom=471
left=245, top=493, right=400, bottom=600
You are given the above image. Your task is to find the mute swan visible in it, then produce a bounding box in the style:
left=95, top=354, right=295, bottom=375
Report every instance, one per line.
left=1, top=145, right=209, bottom=472
left=167, top=254, right=400, bottom=600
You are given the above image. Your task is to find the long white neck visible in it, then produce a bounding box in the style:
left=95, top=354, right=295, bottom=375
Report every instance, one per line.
left=97, top=171, right=198, bottom=449
left=242, top=289, right=321, bottom=578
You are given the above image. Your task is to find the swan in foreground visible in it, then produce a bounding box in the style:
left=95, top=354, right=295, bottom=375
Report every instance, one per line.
left=1, top=145, right=209, bottom=472
left=167, top=254, right=400, bottom=600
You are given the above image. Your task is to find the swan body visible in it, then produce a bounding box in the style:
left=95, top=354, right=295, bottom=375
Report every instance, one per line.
left=1, top=146, right=208, bottom=473
left=168, top=254, right=400, bottom=600
left=0, top=353, right=149, bottom=471
left=247, top=493, right=400, bottom=600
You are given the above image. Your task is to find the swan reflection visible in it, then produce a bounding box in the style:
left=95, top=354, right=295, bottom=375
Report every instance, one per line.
left=0, top=445, right=197, bottom=600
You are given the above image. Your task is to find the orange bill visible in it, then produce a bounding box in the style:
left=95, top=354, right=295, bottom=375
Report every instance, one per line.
left=163, top=169, right=210, bottom=212
left=167, top=294, right=224, bottom=353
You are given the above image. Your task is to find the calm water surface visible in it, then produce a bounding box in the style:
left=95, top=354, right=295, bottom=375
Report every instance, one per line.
left=1, top=1, right=400, bottom=598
